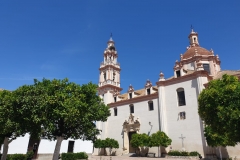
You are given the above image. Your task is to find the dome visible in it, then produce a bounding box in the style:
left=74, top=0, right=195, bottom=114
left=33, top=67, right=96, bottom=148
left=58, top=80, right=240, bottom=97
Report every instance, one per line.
left=182, top=46, right=212, bottom=59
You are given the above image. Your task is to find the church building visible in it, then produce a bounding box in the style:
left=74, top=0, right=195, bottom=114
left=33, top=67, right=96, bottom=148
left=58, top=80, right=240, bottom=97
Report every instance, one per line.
left=95, top=29, right=240, bottom=158
left=3, top=29, right=240, bottom=159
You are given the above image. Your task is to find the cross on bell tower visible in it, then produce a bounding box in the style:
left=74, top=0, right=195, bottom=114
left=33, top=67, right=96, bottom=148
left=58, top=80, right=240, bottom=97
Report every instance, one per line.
left=98, top=35, right=122, bottom=104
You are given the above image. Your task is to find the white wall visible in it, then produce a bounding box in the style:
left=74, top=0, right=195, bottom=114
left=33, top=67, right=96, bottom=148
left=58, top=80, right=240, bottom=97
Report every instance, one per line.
left=7, top=134, right=30, bottom=154
left=164, top=78, right=205, bottom=155
left=38, top=139, right=93, bottom=154
left=4, top=134, right=93, bottom=154
left=106, top=98, right=160, bottom=155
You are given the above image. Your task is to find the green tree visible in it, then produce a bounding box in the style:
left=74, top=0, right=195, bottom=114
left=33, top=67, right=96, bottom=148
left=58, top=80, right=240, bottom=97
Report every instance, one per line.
left=93, top=139, right=102, bottom=155
left=16, top=78, right=110, bottom=160
left=0, top=90, right=29, bottom=160
left=149, top=131, right=172, bottom=157
left=104, top=138, right=119, bottom=156
left=198, top=74, right=240, bottom=145
left=130, top=134, right=142, bottom=155
left=130, top=133, right=150, bottom=156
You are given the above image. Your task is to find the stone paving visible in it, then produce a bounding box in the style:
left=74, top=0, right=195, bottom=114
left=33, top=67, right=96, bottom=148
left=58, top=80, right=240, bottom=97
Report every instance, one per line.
left=88, top=155, right=200, bottom=160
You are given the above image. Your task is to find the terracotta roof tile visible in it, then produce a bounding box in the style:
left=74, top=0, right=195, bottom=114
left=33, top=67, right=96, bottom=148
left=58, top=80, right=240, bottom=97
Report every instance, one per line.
left=117, top=86, right=157, bottom=101
left=183, top=46, right=213, bottom=59
left=213, top=70, right=240, bottom=79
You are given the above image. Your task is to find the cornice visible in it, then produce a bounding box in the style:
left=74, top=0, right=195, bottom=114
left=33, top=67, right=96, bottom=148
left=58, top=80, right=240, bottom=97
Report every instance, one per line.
left=174, top=55, right=220, bottom=69
left=99, top=65, right=121, bottom=71
left=156, top=70, right=212, bottom=87
left=98, top=84, right=122, bottom=92
left=108, top=92, right=158, bottom=108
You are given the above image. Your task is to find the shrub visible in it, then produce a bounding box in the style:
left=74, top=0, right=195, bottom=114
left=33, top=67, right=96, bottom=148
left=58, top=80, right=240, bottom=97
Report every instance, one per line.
left=181, top=151, right=189, bottom=156
left=168, top=150, right=181, bottom=156
left=6, top=155, right=11, bottom=160
left=26, top=151, right=34, bottom=159
left=189, top=151, right=200, bottom=156
left=75, top=152, right=88, bottom=159
left=62, top=153, right=75, bottom=160
left=61, top=152, right=88, bottom=160
left=168, top=150, right=201, bottom=157
left=8, top=154, right=26, bottom=160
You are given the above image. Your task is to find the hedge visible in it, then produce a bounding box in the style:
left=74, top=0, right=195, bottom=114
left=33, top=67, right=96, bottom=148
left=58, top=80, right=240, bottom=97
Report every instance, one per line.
left=61, top=152, right=88, bottom=160
left=168, top=150, right=200, bottom=156
left=0, top=151, right=34, bottom=160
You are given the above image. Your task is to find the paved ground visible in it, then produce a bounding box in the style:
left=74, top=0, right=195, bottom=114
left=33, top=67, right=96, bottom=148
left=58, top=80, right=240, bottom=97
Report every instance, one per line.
left=88, top=155, right=200, bottom=160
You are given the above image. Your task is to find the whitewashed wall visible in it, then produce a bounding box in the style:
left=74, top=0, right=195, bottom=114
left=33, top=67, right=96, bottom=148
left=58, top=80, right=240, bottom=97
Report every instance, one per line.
left=38, top=139, right=93, bottom=154
left=106, top=98, right=160, bottom=155
left=7, top=134, right=30, bottom=154
left=5, top=133, right=93, bottom=154
left=163, top=78, right=205, bottom=155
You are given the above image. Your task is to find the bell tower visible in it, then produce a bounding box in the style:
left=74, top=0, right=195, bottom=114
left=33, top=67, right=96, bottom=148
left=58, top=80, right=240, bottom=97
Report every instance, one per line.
left=188, top=28, right=199, bottom=47
left=98, top=35, right=122, bottom=104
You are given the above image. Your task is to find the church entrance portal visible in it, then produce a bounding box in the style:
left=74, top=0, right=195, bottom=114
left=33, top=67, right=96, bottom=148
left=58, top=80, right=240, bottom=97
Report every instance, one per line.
left=122, top=114, right=140, bottom=154
left=128, top=131, right=136, bottom=153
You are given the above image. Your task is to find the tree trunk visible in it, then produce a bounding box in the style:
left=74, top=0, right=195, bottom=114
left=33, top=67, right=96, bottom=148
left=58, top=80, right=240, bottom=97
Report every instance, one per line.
left=109, top=147, right=112, bottom=156
left=52, top=136, right=64, bottom=160
left=218, top=146, right=222, bottom=160
left=1, top=137, right=9, bottom=160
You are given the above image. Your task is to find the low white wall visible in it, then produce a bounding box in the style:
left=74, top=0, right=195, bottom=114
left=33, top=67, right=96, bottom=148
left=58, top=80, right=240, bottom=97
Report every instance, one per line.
left=38, top=139, right=93, bottom=154
left=1, top=134, right=93, bottom=154
left=7, top=134, right=30, bottom=154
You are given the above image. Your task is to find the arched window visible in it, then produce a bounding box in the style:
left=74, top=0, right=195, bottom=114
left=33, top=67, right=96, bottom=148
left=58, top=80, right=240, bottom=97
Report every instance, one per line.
left=177, top=88, right=186, bottom=106
left=148, top=101, right=154, bottom=111
left=114, top=108, right=117, bottom=116
left=129, top=104, right=134, bottom=113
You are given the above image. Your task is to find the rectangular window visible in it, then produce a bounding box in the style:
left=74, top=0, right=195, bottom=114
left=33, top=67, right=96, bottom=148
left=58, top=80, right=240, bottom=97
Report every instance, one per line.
left=177, top=90, right=186, bottom=106
left=129, top=93, right=132, bottom=99
left=203, top=64, right=210, bottom=74
left=180, top=112, right=186, bottom=120
left=114, top=97, right=117, bottom=102
left=114, top=108, right=117, bottom=116
left=147, top=88, right=151, bottom=95
left=67, top=140, right=75, bottom=153
left=148, top=101, right=154, bottom=111
left=176, top=70, right=181, bottom=77
left=130, top=105, right=134, bottom=113
left=104, top=72, right=106, bottom=81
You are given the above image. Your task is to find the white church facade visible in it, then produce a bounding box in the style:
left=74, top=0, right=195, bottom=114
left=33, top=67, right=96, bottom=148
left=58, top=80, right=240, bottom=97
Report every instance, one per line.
left=95, top=30, right=240, bottom=158
left=2, top=29, right=240, bottom=159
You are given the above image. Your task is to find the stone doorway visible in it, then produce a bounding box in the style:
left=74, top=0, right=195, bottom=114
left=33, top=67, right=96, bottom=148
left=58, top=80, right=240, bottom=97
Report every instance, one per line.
left=122, top=114, right=140, bottom=154
left=128, top=131, right=136, bottom=153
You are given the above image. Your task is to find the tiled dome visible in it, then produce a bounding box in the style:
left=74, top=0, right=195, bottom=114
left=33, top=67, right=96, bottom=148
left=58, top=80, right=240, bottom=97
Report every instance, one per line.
left=182, top=46, right=212, bottom=59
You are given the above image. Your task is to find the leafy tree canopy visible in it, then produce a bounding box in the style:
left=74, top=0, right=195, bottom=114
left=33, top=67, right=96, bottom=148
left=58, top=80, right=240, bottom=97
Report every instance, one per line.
left=93, top=139, right=102, bottom=149
left=17, top=78, right=111, bottom=141
left=149, top=131, right=172, bottom=148
left=0, top=90, right=25, bottom=142
left=130, top=133, right=150, bottom=148
left=14, top=78, right=110, bottom=160
left=105, top=138, right=119, bottom=149
left=198, top=74, right=240, bottom=145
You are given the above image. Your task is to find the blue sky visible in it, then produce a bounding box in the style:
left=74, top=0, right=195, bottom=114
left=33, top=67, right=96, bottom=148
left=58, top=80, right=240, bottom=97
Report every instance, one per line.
left=0, top=1, right=239, bottom=93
